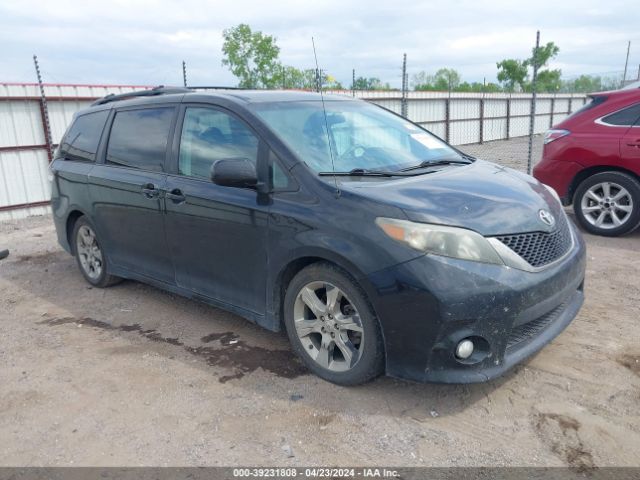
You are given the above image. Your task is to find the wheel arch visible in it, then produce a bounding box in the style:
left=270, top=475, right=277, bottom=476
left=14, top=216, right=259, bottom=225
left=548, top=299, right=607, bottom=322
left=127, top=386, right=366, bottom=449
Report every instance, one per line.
left=270, top=250, right=379, bottom=333
left=66, top=209, right=88, bottom=255
left=569, top=165, right=640, bottom=204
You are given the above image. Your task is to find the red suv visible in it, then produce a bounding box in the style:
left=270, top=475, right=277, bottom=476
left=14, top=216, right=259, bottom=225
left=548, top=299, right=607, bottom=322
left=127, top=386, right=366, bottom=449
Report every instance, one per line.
left=534, top=86, right=640, bottom=236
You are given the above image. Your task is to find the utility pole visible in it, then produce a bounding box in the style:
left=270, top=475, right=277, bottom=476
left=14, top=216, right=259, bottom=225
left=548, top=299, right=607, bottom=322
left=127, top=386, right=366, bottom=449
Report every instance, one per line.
left=622, top=41, right=631, bottom=87
left=182, top=60, right=187, bottom=87
left=527, top=30, right=540, bottom=175
left=33, top=55, right=53, bottom=162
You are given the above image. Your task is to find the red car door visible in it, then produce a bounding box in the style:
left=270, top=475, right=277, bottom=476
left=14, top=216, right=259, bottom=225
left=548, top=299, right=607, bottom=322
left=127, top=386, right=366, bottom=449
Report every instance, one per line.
left=620, top=125, right=640, bottom=174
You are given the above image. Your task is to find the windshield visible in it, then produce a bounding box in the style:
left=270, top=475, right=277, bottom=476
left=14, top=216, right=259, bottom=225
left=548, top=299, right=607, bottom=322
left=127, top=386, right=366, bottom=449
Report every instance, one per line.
left=252, top=100, right=464, bottom=173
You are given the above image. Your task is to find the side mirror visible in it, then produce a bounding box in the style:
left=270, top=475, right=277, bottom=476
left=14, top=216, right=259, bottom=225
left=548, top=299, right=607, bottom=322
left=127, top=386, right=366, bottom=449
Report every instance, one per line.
left=210, top=158, right=258, bottom=189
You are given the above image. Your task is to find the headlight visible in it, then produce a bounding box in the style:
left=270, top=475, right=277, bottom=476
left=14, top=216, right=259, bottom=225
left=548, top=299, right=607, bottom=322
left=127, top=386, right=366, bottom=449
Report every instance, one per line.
left=375, top=217, right=504, bottom=265
left=543, top=183, right=561, bottom=204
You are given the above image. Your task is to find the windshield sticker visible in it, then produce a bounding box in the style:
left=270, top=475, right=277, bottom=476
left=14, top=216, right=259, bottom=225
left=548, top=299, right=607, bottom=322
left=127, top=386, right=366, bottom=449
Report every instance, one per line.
left=411, top=133, right=446, bottom=149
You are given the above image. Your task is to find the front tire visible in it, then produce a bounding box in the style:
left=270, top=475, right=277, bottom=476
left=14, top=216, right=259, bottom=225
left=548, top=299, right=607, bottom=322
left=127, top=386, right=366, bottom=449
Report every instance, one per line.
left=72, top=216, right=121, bottom=288
left=573, top=171, right=640, bottom=236
left=283, top=263, right=384, bottom=385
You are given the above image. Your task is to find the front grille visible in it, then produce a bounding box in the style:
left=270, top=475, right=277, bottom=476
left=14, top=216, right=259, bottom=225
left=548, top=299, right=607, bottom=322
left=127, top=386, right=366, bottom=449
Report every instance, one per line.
left=506, top=302, right=567, bottom=350
left=494, top=214, right=572, bottom=268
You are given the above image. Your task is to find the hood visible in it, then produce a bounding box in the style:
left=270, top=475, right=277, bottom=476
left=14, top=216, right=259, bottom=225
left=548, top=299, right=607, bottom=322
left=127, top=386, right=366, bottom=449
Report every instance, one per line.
left=338, top=160, right=563, bottom=236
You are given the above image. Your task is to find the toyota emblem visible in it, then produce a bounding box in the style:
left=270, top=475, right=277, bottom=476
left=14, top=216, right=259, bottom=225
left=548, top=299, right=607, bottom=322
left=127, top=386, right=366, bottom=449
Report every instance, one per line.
left=539, top=209, right=555, bottom=227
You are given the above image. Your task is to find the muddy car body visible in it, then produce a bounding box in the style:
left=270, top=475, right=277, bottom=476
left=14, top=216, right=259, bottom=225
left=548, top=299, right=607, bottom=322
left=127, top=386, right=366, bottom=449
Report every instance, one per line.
left=51, top=88, right=586, bottom=385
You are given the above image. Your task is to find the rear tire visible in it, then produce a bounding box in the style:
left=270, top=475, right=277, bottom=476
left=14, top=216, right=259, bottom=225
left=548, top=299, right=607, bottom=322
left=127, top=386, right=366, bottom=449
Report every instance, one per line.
left=573, top=171, right=640, bottom=237
left=283, top=262, right=384, bottom=385
left=71, top=216, right=121, bottom=288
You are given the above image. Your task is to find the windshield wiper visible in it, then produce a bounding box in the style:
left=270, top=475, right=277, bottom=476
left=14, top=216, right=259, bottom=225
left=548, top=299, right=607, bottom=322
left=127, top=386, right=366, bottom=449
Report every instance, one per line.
left=319, top=168, right=419, bottom=177
left=400, top=157, right=472, bottom=172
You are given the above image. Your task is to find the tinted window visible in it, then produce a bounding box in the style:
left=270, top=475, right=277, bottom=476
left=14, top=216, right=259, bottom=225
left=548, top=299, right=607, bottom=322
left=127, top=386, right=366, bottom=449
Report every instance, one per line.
left=601, top=103, right=640, bottom=126
left=178, top=107, right=259, bottom=179
left=270, top=150, right=291, bottom=191
left=106, top=108, right=174, bottom=171
left=58, top=110, right=109, bottom=162
left=252, top=101, right=459, bottom=173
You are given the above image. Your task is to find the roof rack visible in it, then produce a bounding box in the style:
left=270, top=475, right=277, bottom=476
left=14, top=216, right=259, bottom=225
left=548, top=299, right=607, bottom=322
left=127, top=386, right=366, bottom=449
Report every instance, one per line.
left=91, top=85, right=192, bottom=106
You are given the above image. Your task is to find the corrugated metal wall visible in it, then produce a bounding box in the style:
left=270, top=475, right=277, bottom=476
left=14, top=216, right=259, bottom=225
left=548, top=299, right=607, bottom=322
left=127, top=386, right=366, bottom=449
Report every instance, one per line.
left=0, top=83, right=587, bottom=221
left=0, top=83, right=147, bottom=220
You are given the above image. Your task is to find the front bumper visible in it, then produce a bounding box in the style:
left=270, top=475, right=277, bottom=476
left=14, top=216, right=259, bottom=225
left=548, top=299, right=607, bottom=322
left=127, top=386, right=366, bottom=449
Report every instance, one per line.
left=366, top=219, right=586, bottom=383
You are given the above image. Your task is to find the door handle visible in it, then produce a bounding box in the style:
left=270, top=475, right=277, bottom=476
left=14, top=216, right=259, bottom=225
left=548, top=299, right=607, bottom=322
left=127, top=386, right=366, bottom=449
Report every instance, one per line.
left=165, top=188, right=186, bottom=203
left=142, top=183, right=159, bottom=199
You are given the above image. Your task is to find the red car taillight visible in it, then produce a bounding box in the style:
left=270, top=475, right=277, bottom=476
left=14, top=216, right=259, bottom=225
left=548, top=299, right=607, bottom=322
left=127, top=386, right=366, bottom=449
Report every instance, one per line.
left=544, top=129, right=570, bottom=144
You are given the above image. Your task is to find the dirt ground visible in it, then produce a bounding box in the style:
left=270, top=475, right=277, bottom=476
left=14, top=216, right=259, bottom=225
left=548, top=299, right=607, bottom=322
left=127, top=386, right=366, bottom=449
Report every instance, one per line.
left=0, top=213, right=639, bottom=467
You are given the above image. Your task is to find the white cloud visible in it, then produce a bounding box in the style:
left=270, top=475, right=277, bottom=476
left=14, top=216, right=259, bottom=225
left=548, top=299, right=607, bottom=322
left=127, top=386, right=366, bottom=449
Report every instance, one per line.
left=1, top=0, right=639, bottom=87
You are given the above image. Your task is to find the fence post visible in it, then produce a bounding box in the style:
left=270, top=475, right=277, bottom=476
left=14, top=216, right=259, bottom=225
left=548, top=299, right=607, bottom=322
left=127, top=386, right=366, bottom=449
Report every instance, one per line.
left=568, top=94, right=573, bottom=114
left=549, top=94, right=555, bottom=129
left=182, top=60, right=187, bottom=87
left=445, top=98, right=450, bottom=143
left=479, top=98, right=485, bottom=144
left=506, top=94, right=511, bottom=140
left=352, top=69, right=355, bottom=97
left=401, top=53, right=408, bottom=118
left=33, top=55, right=53, bottom=162
left=526, top=31, right=540, bottom=175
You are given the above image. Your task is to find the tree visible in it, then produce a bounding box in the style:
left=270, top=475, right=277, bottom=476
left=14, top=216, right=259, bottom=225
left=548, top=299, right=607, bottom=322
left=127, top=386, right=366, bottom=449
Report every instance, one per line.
left=351, top=76, right=391, bottom=90
left=536, top=69, right=562, bottom=93
left=414, top=69, right=499, bottom=92
left=277, top=67, right=343, bottom=90
left=496, top=41, right=561, bottom=93
left=496, top=59, right=529, bottom=92
left=411, top=71, right=434, bottom=90
left=413, top=68, right=462, bottom=91
left=565, top=75, right=602, bottom=93
left=433, top=68, right=461, bottom=90
left=277, top=66, right=315, bottom=89
left=560, top=74, right=622, bottom=93
left=221, top=24, right=281, bottom=88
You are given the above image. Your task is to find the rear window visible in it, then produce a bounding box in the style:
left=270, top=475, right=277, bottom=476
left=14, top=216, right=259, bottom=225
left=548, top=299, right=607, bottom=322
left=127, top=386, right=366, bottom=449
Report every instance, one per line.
left=600, top=103, right=640, bottom=126
left=106, top=107, right=174, bottom=172
left=58, top=110, right=109, bottom=162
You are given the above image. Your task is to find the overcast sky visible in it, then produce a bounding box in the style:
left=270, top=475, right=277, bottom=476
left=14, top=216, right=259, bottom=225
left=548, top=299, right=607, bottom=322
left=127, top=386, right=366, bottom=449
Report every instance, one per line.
left=1, top=0, right=639, bottom=88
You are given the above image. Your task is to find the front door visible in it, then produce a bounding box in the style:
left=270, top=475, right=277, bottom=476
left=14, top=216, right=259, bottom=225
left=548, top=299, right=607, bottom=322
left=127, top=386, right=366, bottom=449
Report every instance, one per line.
left=620, top=103, right=640, bottom=164
left=163, top=105, right=269, bottom=315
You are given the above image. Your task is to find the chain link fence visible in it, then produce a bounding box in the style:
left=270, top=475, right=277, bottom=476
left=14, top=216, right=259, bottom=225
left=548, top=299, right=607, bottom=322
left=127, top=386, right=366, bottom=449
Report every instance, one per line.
left=338, top=90, right=588, bottom=173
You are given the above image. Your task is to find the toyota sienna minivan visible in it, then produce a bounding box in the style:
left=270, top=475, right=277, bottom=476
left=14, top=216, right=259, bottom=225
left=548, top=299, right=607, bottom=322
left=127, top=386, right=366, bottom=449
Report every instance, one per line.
left=51, top=87, right=586, bottom=385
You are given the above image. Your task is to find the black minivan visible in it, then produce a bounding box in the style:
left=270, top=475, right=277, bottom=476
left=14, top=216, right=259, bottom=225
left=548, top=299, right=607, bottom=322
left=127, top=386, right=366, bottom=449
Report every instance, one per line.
left=51, top=87, right=586, bottom=385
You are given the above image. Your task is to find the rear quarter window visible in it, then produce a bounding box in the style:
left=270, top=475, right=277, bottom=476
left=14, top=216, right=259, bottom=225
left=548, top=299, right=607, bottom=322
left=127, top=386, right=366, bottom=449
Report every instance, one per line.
left=58, top=110, right=109, bottom=162
left=600, top=103, right=640, bottom=126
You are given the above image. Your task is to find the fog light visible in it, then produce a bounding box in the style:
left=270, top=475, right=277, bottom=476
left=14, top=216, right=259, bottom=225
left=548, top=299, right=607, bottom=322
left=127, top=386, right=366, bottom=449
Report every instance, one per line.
left=455, top=339, right=474, bottom=359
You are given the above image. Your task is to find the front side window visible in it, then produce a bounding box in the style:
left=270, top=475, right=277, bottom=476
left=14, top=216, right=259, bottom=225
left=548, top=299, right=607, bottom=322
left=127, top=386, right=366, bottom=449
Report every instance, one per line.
left=106, top=107, right=174, bottom=171
left=251, top=100, right=462, bottom=173
left=58, top=110, right=109, bottom=162
left=178, top=107, right=259, bottom=179
left=600, top=103, right=640, bottom=126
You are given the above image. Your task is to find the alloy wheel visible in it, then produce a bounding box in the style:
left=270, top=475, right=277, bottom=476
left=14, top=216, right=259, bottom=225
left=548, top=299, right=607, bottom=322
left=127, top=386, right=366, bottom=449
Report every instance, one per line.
left=293, top=281, right=364, bottom=372
left=580, top=181, right=633, bottom=230
left=76, top=225, right=103, bottom=280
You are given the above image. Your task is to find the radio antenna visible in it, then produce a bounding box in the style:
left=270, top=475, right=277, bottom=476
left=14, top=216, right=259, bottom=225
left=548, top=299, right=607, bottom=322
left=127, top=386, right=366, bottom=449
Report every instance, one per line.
left=312, top=37, right=340, bottom=197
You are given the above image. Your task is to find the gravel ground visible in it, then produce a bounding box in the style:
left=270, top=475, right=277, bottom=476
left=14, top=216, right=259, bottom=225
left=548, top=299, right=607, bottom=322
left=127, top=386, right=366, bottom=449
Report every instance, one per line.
left=461, top=134, right=544, bottom=171
left=1, top=213, right=639, bottom=467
